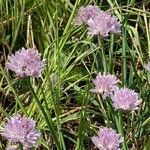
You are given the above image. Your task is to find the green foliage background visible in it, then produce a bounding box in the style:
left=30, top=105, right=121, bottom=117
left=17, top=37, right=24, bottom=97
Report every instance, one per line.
left=0, top=0, right=150, bottom=149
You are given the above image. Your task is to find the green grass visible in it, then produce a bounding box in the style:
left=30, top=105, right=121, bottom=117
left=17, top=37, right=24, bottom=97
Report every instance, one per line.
left=0, top=0, right=150, bottom=149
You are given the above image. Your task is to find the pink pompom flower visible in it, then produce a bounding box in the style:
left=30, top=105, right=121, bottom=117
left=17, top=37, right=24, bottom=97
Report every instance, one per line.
left=87, top=11, right=121, bottom=36
left=74, top=5, right=101, bottom=26
left=1, top=115, right=40, bottom=149
left=111, top=88, right=142, bottom=111
left=6, top=47, right=45, bottom=77
left=92, top=127, right=123, bottom=150
left=90, top=73, right=119, bottom=99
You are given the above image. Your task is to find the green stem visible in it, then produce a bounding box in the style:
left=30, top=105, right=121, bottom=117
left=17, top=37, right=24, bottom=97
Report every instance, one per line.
left=101, top=48, right=107, bottom=73
left=27, top=79, right=62, bottom=150
left=109, top=34, right=114, bottom=73
left=122, top=24, right=127, bottom=86
left=55, top=2, right=66, bottom=148
left=117, top=111, right=128, bottom=150
left=50, top=84, right=66, bottom=150
left=97, top=95, right=110, bottom=126
left=59, top=0, right=81, bottom=52
left=19, top=143, right=23, bottom=150
left=98, top=36, right=107, bottom=72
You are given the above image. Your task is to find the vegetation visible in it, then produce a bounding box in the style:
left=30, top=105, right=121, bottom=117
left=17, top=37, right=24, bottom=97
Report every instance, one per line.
left=0, top=0, right=150, bottom=149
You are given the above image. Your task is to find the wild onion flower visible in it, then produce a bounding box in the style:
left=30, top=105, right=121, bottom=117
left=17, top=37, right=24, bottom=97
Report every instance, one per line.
left=1, top=115, right=40, bottom=149
left=74, top=5, right=101, bottom=26
left=145, top=61, right=150, bottom=72
left=92, top=127, right=123, bottom=150
left=6, top=47, right=45, bottom=77
left=111, top=88, right=141, bottom=111
left=90, top=73, right=119, bottom=99
left=87, top=11, right=121, bottom=36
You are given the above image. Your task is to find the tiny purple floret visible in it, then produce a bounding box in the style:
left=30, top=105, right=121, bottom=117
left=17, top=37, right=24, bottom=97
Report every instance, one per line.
left=87, top=11, right=121, bottom=36
left=6, top=47, right=45, bottom=77
left=111, top=88, right=142, bottom=111
left=74, top=5, right=102, bottom=26
left=90, top=72, right=119, bottom=99
left=92, top=127, right=123, bottom=150
left=1, top=115, right=40, bottom=149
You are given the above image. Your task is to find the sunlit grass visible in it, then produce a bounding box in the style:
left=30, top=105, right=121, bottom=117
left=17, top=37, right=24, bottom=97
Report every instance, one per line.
left=0, top=0, right=150, bottom=149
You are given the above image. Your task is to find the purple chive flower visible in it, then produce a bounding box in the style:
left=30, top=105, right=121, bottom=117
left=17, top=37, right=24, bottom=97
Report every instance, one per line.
left=87, top=11, right=121, bottom=36
left=92, top=127, right=123, bottom=150
left=1, top=115, right=40, bottom=149
left=74, top=5, right=101, bottom=26
left=90, top=73, right=119, bottom=99
left=111, top=88, right=142, bottom=111
left=6, top=47, right=45, bottom=77
left=145, top=61, right=150, bottom=72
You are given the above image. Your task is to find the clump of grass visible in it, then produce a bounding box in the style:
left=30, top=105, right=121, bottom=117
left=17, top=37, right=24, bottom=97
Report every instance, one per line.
left=0, top=0, right=150, bottom=150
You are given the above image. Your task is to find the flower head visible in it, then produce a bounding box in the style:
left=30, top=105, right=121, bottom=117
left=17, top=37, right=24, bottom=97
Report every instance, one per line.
left=92, top=127, right=123, bottom=150
left=111, top=88, right=141, bottom=111
left=74, top=5, right=101, bottom=26
left=87, top=11, right=121, bottom=36
left=145, top=61, right=150, bottom=72
left=90, top=73, right=119, bottom=99
left=1, top=115, right=40, bottom=148
left=6, top=47, right=45, bottom=77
